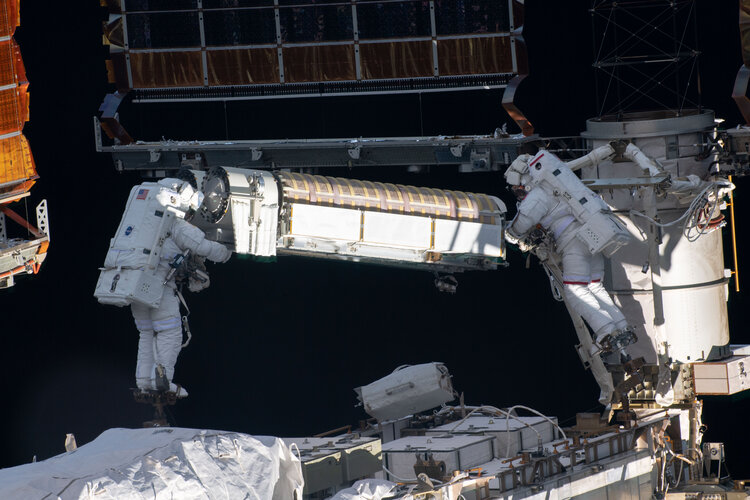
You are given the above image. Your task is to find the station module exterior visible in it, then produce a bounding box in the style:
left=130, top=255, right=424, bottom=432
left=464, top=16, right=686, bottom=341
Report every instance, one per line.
left=190, top=167, right=506, bottom=274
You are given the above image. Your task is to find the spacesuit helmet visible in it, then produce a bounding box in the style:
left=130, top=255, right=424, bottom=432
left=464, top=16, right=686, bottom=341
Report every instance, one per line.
left=504, top=155, right=532, bottom=186
left=504, top=155, right=533, bottom=199
left=177, top=182, right=204, bottom=220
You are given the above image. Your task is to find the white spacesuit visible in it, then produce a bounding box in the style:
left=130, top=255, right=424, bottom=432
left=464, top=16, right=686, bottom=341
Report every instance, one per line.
left=95, top=178, right=232, bottom=397
left=504, top=151, right=631, bottom=353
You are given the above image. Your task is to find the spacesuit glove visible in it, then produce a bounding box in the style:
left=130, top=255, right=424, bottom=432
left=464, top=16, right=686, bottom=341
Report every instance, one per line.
left=504, top=231, right=531, bottom=252
left=517, top=240, right=532, bottom=253
left=218, top=245, right=232, bottom=263
left=504, top=231, right=520, bottom=246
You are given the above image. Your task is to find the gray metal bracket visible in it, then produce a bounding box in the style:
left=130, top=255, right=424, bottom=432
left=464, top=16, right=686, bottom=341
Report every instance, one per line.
left=36, top=200, right=50, bottom=240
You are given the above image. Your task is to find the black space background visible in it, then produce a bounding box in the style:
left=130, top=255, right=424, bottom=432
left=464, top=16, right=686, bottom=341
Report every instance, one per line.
left=2, top=0, right=750, bottom=479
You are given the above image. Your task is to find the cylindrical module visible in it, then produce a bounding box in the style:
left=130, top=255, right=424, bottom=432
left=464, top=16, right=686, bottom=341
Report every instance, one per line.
left=581, top=111, right=730, bottom=363
left=194, top=167, right=507, bottom=273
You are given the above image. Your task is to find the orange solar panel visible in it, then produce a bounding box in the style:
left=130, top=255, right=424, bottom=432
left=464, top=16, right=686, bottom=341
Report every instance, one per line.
left=0, top=0, right=20, bottom=39
left=0, top=40, right=16, bottom=86
left=0, top=0, right=37, bottom=196
left=0, top=134, right=36, bottom=188
left=0, top=88, right=23, bottom=136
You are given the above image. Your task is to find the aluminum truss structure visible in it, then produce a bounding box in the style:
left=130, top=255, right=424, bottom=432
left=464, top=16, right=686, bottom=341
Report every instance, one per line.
left=590, top=0, right=702, bottom=118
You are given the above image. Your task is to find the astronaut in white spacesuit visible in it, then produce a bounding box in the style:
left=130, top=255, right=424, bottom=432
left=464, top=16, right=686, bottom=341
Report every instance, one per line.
left=504, top=150, right=632, bottom=356
left=95, top=178, right=231, bottom=397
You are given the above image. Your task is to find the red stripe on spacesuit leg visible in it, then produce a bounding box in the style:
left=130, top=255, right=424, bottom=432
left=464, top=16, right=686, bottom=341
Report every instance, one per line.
left=564, top=281, right=591, bottom=285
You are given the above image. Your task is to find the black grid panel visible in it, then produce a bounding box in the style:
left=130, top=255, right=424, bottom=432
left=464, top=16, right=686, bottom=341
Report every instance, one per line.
left=118, top=0, right=517, bottom=93
left=357, top=1, right=432, bottom=39
left=277, top=0, right=328, bottom=5
left=202, top=0, right=274, bottom=7
left=123, top=1, right=512, bottom=50
left=279, top=5, right=353, bottom=43
left=204, top=9, right=277, bottom=45
left=434, top=0, right=511, bottom=35
left=124, top=0, right=198, bottom=11
left=127, top=12, right=200, bottom=48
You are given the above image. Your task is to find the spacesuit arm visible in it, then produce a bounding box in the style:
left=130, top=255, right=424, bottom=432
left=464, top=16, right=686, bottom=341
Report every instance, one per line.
left=566, top=144, right=616, bottom=172
left=172, top=219, right=232, bottom=263
left=507, top=197, right=546, bottom=240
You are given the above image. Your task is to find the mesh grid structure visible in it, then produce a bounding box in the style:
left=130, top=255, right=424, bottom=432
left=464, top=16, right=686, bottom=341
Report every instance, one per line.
left=113, top=0, right=517, bottom=95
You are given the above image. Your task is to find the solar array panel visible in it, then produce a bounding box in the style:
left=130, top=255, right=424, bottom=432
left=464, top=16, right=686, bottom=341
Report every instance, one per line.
left=103, top=0, right=520, bottom=100
left=0, top=0, right=37, bottom=197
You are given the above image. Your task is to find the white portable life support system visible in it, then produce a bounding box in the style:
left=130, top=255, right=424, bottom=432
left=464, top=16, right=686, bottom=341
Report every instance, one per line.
left=94, top=181, right=190, bottom=308
left=526, top=150, right=631, bottom=257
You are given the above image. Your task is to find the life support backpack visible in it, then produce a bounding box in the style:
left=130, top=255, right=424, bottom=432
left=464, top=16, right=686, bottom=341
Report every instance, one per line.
left=527, top=150, right=631, bottom=257
left=94, top=181, right=188, bottom=308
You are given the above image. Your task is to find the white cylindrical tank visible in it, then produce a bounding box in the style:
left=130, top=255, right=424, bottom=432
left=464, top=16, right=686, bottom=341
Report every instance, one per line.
left=581, top=110, right=730, bottom=363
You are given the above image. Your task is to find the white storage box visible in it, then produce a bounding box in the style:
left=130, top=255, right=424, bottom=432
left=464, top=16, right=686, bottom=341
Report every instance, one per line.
left=379, top=416, right=412, bottom=444
left=382, top=434, right=494, bottom=481
left=693, top=345, right=750, bottom=395
left=355, top=363, right=454, bottom=421
left=425, top=415, right=557, bottom=458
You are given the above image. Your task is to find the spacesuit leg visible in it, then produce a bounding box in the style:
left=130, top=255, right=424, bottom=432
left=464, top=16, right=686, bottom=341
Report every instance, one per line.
left=589, top=254, right=628, bottom=330
left=131, top=303, right=156, bottom=390
left=561, top=239, right=617, bottom=337
left=151, top=288, right=184, bottom=387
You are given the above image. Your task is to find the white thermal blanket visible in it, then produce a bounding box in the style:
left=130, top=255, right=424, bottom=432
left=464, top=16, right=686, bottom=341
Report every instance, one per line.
left=0, top=427, right=304, bottom=499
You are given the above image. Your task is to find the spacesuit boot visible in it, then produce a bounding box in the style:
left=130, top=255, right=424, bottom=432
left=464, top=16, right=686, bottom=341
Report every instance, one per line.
left=152, top=365, right=188, bottom=398
left=154, top=364, right=170, bottom=392
left=591, top=327, right=637, bottom=357
left=589, top=329, right=614, bottom=357
left=169, top=382, right=189, bottom=398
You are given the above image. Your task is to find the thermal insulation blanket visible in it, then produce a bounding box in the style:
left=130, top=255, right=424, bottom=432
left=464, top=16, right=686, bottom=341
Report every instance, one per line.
left=330, top=479, right=398, bottom=500
left=0, top=427, right=304, bottom=499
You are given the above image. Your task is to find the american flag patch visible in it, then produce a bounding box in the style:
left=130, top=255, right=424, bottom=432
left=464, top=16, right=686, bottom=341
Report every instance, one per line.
left=136, top=189, right=149, bottom=200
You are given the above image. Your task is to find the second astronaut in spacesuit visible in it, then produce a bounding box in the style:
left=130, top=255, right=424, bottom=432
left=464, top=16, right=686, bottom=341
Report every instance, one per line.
left=504, top=150, right=632, bottom=355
